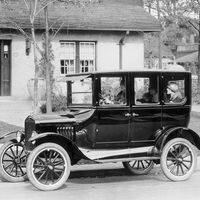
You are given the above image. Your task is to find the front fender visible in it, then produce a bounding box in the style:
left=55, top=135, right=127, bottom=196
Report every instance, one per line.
left=28, top=132, right=88, bottom=164
left=29, top=132, right=63, bottom=142
left=0, top=130, right=24, bottom=143
left=155, top=126, right=200, bottom=151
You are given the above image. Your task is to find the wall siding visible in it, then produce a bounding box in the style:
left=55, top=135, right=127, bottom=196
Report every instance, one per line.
left=4, top=31, right=144, bottom=99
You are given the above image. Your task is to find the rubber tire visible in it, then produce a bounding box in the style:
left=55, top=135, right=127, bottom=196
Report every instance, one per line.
left=0, top=141, right=27, bottom=182
left=26, top=143, right=71, bottom=191
left=122, top=160, right=154, bottom=175
left=161, top=138, right=197, bottom=181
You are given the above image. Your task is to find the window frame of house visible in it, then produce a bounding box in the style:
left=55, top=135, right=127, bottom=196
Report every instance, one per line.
left=60, top=42, right=76, bottom=75
left=60, top=40, right=97, bottom=75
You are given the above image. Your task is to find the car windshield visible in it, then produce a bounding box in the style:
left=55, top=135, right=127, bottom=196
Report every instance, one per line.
left=68, top=76, right=92, bottom=106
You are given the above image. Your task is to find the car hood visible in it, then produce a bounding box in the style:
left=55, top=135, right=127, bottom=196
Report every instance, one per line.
left=28, top=109, right=94, bottom=124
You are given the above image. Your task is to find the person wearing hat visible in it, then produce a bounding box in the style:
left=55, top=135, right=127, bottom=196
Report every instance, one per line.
left=149, top=87, right=158, bottom=103
left=115, top=78, right=126, bottom=104
left=166, top=82, right=182, bottom=103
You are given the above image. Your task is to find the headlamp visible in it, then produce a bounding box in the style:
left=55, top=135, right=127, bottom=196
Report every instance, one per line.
left=16, top=131, right=23, bottom=143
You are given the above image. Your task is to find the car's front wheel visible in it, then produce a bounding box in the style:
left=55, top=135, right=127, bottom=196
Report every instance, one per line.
left=26, top=143, right=71, bottom=191
left=0, top=141, right=27, bottom=182
left=161, top=138, right=197, bottom=181
left=122, top=160, right=154, bottom=175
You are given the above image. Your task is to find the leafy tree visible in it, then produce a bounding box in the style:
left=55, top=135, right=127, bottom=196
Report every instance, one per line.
left=184, top=1, right=200, bottom=88
left=144, top=1, right=197, bottom=59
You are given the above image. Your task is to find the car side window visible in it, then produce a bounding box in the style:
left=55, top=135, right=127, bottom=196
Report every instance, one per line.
left=99, top=76, right=127, bottom=106
left=135, top=75, right=159, bottom=105
left=164, top=78, right=186, bottom=104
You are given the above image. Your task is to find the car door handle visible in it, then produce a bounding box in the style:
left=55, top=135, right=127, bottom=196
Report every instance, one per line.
left=124, top=113, right=131, bottom=117
left=132, top=113, right=139, bottom=117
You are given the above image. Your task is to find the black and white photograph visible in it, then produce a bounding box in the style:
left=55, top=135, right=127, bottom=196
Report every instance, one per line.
left=0, top=0, right=200, bottom=199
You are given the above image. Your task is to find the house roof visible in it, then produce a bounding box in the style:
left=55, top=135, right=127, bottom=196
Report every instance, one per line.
left=150, top=44, right=174, bottom=58
left=144, top=35, right=174, bottom=58
left=186, top=19, right=199, bottom=36
left=0, top=0, right=161, bottom=32
left=176, top=51, right=198, bottom=63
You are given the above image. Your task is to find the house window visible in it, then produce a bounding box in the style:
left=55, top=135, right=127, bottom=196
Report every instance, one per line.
left=80, top=42, right=95, bottom=73
left=60, top=41, right=95, bottom=75
left=60, top=42, right=76, bottom=75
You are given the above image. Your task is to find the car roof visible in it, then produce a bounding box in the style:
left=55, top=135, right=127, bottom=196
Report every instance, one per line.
left=64, top=69, right=191, bottom=77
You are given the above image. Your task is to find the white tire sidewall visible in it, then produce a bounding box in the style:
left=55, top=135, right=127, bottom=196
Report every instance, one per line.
left=161, top=138, right=197, bottom=181
left=27, top=143, right=71, bottom=191
left=0, top=141, right=27, bottom=182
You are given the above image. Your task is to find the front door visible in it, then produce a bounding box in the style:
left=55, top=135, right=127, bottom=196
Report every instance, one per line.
left=95, top=74, right=130, bottom=148
left=130, top=72, right=162, bottom=147
left=0, top=40, right=11, bottom=96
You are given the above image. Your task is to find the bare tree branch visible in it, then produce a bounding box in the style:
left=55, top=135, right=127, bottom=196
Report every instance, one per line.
left=6, top=19, right=31, bottom=39
left=188, top=20, right=199, bottom=32
left=35, top=0, right=58, bottom=16
left=23, top=0, right=30, bottom=11
left=51, top=21, right=65, bottom=40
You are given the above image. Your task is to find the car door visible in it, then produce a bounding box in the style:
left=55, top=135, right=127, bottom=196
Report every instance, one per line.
left=94, top=74, right=131, bottom=148
left=129, top=72, right=162, bottom=147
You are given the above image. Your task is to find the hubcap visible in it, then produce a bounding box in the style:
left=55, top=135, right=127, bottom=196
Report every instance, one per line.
left=128, top=160, right=152, bottom=171
left=166, top=144, right=192, bottom=176
left=2, top=143, right=26, bottom=177
left=33, top=149, right=65, bottom=185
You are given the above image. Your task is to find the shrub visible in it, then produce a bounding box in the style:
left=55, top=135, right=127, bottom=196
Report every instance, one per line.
left=40, top=93, right=68, bottom=113
left=192, top=87, right=200, bottom=104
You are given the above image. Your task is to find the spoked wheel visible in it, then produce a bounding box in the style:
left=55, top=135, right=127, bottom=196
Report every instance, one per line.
left=161, top=138, right=197, bottom=181
left=0, top=141, right=27, bottom=182
left=122, top=160, right=154, bottom=175
left=27, top=143, right=71, bottom=191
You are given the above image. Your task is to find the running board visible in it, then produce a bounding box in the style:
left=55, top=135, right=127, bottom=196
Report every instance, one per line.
left=95, top=156, right=160, bottom=163
left=79, top=146, right=154, bottom=161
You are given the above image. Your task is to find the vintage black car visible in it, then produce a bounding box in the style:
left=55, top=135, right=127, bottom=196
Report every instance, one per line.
left=0, top=70, right=200, bottom=191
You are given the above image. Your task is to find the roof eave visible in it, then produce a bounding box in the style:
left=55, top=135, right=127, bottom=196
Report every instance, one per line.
left=0, top=25, right=161, bottom=33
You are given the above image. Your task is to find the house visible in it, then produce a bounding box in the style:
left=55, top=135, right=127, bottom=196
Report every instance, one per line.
left=144, top=34, right=174, bottom=69
left=174, top=19, right=199, bottom=75
left=0, top=0, right=160, bottom=99
left=175, top=19, right=198, bottom=60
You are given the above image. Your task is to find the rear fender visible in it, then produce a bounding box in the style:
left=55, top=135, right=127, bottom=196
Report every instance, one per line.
left=29, top=132, right=87, bottom=165
left=155, top=127, right=200, bottom=151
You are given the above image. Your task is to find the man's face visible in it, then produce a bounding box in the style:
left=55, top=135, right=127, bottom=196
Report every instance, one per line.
left=120, top=84, right=125, bottom=90
left=149, top=88, right=156, bottom=95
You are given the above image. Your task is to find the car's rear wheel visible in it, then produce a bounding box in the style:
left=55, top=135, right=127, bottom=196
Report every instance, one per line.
left=161, top=138, right=197, bottom=181
left=122, top=160, right=154, bottom=175
left=26, top=143, right=71, bottom=191
left=0, top=141, right=27, bottom=182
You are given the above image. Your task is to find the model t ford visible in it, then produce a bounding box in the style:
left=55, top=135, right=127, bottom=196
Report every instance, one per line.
left=0, top=70, right=200, bottom=191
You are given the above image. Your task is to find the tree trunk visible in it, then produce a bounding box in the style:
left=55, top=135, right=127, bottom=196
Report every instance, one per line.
left=156, top=0, right=162, bottom=69
left=197, top=8, right=200, bottom=90
left=44, top=5, right=52, bottom=113
left=31, top=24, right=40, bottom=113
left=148, top=2, right=151, bottom=14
